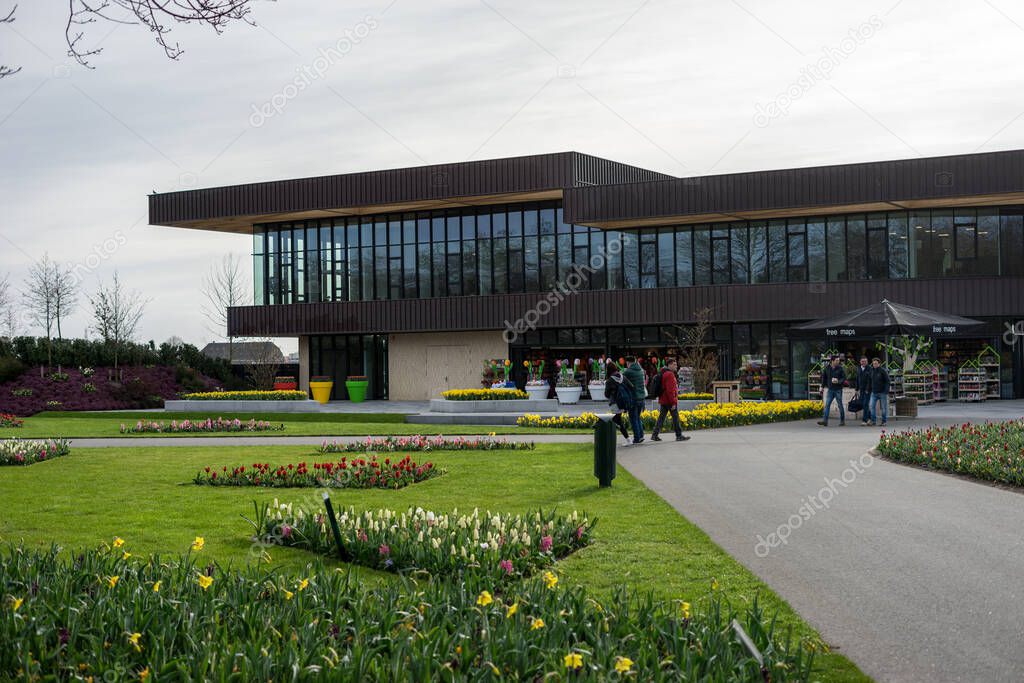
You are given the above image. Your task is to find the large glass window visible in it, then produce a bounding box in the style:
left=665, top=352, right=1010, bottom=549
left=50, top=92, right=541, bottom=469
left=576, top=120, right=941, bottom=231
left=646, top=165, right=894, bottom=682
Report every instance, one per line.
left=887, top=213, right=909, bottom=279
left=846, top=215, right=866, bottom=280
left=658, top=230, right=675, bottom=287
left=693, top=227, right=711, bottom=285
left=768, top=219, right=787, bottom=282
left=750, top=222, right=768, bottom=284
left=711, top=227, right=730, bottom=284
left=807, top=219, right=825, bottom=281
left=1001, top=213, right=1024, bottom=275
left=730, top=223, right=749, bottom=284
left=622, top=231, right=639, bottom=288
left=675, top=228, right=693, bottom=286
left=826, top=216, right=846, bottom=280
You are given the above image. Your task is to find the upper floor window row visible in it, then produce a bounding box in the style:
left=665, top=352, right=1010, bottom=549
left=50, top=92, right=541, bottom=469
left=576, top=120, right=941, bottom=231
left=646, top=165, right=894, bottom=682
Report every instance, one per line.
left=252, top=204, right=1024, bottom=305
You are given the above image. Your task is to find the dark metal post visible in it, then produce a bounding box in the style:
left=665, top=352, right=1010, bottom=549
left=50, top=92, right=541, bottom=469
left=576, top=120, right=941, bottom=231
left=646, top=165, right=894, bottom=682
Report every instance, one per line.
left=321, top=492, right=346, bottom=560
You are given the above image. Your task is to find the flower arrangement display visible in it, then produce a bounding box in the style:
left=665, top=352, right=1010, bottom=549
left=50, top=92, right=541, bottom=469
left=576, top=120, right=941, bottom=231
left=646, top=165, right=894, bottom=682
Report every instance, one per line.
left=679, top=392, right=714, bottom=401
left=524, top=359, right=546, bottom=386
left=120, top=417, right=286, bottom=434
left=0, top=545, right=818, bottom=681
left=272, top=375, right=297, bottom=390
left=517, top=400, right=824, bottom=430
left=82, top=382, right=96, bottom=393
left=0, top=413, right=24, bottom=428
left=10, top=388, right=32, bottom=397
left=318, top=435, right=535, bottom=454
left=554, top=358, right=580, bottom=387
left=0, top=438, right=70, bottom=466
left=588, top=356, right=609, bottom=382
left=79, top=366, right=95, bottom=378
left=180, top=390, right=307, bottom=401
left=484, top=359, right=514, bottom=388
left=441, top=388, right=527, bottom=400
left=255, top=502, right=593, bottom=581
left=877, top=420, right=1024, bottom=486
left=195, top=456, right=441, bottom=489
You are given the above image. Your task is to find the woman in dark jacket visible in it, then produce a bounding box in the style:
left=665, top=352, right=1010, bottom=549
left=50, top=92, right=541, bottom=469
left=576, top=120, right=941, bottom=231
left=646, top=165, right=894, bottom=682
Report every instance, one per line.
left=604, top=361, right=632, bottom=443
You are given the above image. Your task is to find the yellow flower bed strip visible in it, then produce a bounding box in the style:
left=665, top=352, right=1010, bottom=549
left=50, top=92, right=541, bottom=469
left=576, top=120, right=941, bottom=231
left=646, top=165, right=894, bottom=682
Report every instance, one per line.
left=441, top=389, right=528, bottom=401
left=181, top=390, right=308, bottom=401
left=517, top=400, right=824, bottom=429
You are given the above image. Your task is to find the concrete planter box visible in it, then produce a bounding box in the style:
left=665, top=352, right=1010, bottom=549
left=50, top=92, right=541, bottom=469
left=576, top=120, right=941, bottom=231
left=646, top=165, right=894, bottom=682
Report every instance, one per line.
left=165, top=399, right=323, bottom=413
left=677, top=400, right=711, bottom=412
left=429, top=398, right=558, bottom=413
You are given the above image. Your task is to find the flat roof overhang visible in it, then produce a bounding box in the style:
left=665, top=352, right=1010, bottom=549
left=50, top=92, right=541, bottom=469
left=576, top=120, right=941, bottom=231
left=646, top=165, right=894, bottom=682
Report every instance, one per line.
left=573, top=192, right=1024, bottom=229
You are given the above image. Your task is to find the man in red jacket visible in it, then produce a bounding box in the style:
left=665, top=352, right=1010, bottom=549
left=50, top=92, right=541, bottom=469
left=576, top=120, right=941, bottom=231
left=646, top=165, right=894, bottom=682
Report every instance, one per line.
left=651, top=358, right=691, bottom=442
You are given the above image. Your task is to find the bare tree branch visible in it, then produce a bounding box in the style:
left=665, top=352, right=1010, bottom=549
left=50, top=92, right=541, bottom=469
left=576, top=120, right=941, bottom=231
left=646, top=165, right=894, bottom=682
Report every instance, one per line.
left=23, top=254, right=60, bottom=366
left=89, top=271, right=149, bottom=369
left=0, top=273, right=17, bottom=339
left=201, top=253, right=250, bottom=364
left=66, top=0, right=258, bottom=68
left=1, top=5, right=20, bottom=79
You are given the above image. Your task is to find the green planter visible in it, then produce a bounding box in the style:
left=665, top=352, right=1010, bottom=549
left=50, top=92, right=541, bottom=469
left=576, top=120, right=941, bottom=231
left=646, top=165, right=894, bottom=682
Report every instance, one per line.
left=345, top=379, right=369, bottom=403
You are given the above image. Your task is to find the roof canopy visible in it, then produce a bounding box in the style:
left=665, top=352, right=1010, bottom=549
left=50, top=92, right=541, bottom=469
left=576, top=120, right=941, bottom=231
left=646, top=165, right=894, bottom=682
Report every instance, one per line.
left=787, top=299, right=985, bottom=339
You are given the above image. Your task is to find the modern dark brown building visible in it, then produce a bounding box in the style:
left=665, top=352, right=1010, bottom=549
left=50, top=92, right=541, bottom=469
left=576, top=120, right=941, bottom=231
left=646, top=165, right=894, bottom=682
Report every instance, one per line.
left=150, top=149, right=1024, bottom=400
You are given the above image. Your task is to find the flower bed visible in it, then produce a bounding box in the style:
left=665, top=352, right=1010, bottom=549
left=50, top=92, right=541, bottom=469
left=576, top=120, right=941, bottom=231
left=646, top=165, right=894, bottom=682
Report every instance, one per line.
left=318, top=435, right=535, bottom=454
left=256, top=502, right=592, bottom=581
left=517, top=400, right=824, bottom=430
left=0, top=413, right=23, bottom=428
left=180, top=390, right=308, bottom=401
left=0, top=546, right=817, bottom=681
left=195, top=456, right=441, bottom=489
left=120, top=417, right=285, bottom=434
left=0, top=438, right=70, bottom=466
left=679, top=392, right=714, bottom=400
left=877, top=420, right=1024, bottom=486
left=441, top=388, right=527, bottom=400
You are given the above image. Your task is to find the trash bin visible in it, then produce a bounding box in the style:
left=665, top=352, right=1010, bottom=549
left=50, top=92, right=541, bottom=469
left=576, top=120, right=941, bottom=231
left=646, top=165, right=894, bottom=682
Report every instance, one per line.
left=594, top=415, right=617, bottom=487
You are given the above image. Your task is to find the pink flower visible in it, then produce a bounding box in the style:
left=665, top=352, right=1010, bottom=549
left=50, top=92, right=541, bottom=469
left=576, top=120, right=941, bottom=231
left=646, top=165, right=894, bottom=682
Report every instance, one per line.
left=280, top=524, right=292, bottom=539
left=576, top=526, right=585, bottom=540
left=499, top=559, right=514, bottom=575
left=379, top=544, right=390, bottom=556
left=539, top=535, right=553, bottom=553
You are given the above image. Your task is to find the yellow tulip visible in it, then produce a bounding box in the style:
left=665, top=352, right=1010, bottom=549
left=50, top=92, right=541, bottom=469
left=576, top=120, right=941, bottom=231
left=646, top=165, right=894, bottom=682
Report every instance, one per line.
left=563, top=652, right=583, bottom=670
left=614, top=657, right=633, bottom=673
left=197, top=574, right=213, bottom=591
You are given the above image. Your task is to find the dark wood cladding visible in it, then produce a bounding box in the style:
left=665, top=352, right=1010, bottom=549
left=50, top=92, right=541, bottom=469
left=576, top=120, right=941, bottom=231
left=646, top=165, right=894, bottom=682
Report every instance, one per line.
left=149, top=152, right=670, bottom=226
left=564, top=149, right=1024, bottom=223
left=228, top=276, right=1024, bottom=337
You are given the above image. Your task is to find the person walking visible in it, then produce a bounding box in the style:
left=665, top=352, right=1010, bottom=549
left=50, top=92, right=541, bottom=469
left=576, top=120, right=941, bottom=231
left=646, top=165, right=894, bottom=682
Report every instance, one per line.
left=817, top=356, right=847, bottom=427
left=622, top=355, right=647, bottom=444
left=651, top=358, right=690, bottom=442
left=856, top=356, right=873, bottom=426
left=604, top=360, right=632, bottom=444
left=868, top=358, right=890, bottom=426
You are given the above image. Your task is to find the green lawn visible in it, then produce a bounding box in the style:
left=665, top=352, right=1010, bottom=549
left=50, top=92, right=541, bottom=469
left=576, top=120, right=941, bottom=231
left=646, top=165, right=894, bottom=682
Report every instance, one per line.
left=0, top=442, right=866, bottom=682
left=0, top=411, right=585, bottom=438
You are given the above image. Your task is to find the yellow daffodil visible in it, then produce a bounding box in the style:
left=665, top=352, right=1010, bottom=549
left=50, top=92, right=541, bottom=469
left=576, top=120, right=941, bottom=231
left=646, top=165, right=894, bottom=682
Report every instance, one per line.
left=197, top=574, right=213, bottom=591
left=614, top=656, right=633, bottom=673
left=711, top=578, right=720, bottom=591
left=284, top=590, right=294, bottom=601
left=530, top=617, right=545, bottom=630
left=122, top=552, right=132, bottom=560
left=191, top=537, right=205, bottom=552
left=11, top=597, right=23, bottom=611
left=563, top=652, right=583, bottom=670
left=152, top=581, right=161, bottom=593
left=298, top=578, right=309, bottom=592
left=505, top=602, right=518, bottom=618
left=107, top=576, right=120, bottom=589
left=680, top=601, right=691, bottom=619
left=139, top=667, right=150, bottom=681
left=543, top=571, right=558, bottom=589
left=476, top=590, right=493, bottom=606
left=127, top=632, right=142, bottom=652
left=112, top=537, right=124, bottom=549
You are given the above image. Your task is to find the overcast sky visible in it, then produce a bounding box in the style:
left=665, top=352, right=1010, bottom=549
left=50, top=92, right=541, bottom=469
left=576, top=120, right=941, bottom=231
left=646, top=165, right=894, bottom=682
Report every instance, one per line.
left=3, top=0, right=1024, bottom=353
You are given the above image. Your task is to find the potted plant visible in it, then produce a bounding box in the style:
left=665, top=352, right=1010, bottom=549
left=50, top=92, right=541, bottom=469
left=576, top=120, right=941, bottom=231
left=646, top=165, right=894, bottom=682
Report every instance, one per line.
left=554, top=359, right=583, bottom=404
left=273, top=375, right=297, bottom=391
left=587, top=356, right=608, bottom=401
left=524, top=359, right=549, bottom=400
left=309, top=375, right=334, bottom=404
left=345, top=375, right=369, bottom=403
left=489, top=359, right=515, bottom=389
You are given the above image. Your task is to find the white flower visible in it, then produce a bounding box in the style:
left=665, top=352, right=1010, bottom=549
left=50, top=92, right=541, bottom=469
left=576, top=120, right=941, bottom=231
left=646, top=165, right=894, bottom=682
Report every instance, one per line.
left=480, top=542, right=489, bottom=550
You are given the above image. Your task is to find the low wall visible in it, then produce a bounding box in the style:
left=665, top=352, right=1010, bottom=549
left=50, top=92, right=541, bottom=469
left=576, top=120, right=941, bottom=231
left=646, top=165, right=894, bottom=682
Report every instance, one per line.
left=165, top=400, right=324, bottom=413
left=429, top=398, right=559, bottom=413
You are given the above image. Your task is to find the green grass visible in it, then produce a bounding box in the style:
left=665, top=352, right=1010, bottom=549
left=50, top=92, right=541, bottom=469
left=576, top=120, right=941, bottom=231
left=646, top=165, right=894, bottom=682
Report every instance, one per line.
left=0, top=411, right=585, bottom=438
left=0, top=442, right=866, bottom=681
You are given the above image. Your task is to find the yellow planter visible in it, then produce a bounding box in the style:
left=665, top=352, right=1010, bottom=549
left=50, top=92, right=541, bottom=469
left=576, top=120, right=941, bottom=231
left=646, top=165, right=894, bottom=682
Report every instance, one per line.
left=309, top=381, right=334, bottom=404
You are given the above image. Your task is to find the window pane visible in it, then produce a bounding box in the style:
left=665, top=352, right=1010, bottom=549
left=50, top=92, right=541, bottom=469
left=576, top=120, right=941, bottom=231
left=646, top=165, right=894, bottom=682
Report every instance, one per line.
left=253, top=227, right=266, bottom=255
left=295, top=249, right=306, bottom=302
left=402, top=215, right=416, bottom=244
left=333, top=247, right=346, bottom=301
left=589, top=232, right=606, bottom=289
left=477, top=211, right=491, bottom=238
left=540, top=235, right=557, bottom=290
left=478, top=238, right=492, bottom=294
left=417, top=215, right=430, bottom=243
left=508, top=209, right=523, bottom=237
left=731, top=223, right=749, bottom=284
left=253, top=253, right=265, bottom=304
left=523, top=208, right=538, bottom=236
left=623, top=232, right=639, bottom=288
left=403, top=244, right=417, bottom=298
left=768, top=219, right=786, bottom=282
left=461, top=213, right=476, bottom=241
left=432, top=214, right=445, bottom=242
left=640, top=231, right=657, bottom=288
left=417, top=243, right=432, bottom=297
left=540, top=207, right=556, bottom=235
left=788, top=232, right=807, bottom=281
left=607, top=231, right=623, bottom=288
left=447, top=242, right=461, bottom=296
left=361, top=247, right=373, bottom=301
left=1000, top=213, right=1024, bottom=275
left=676, top=228, right=693, bottom=286
left=347, top=247, right=360, bottom=301
left=846, top=216, right=866, bottom=280
left=826, top=217, right=846, bottom=280
left=306, top=249, right=321, bottom=301
left=745, top=222, right=765, bottom=283
left=432, top=243, right=445, bottom=296
left=658, top=231, right=675, bottom=287
left=955, top=223, right=977, bottom=261
left=508, top=237, right=523, bottom=292
left=493, top=237, right=508, bottom=293
left=712, top=238, right=730, bottom=284
left=374, top=219, right=386, bottom=246
left=693, top=227, right=711, bottom=285
left=388, top=218, right=401, bottom=245
left=867, top=229, right=886, bottom=279
left=932, top=211, right=954, bottom=277
left=887, top=214, right=909, bottom=279
left=525, top=235, right=539, bottom=291
left=807, top=219, right=825, bottom=281
left=446, top=213, right=460, bottom=242
left=557, top=234, right=573, bottom=282
left=492, top=211, right=507, bottom=238
left=977, top=210, right=999, bottom=274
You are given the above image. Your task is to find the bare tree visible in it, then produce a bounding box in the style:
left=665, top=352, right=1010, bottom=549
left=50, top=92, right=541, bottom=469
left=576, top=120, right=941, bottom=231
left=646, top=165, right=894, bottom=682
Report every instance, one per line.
left=89, top=271, right=148, bottom=369
left=0, top=273, right=16, bottom=338
left=247, top=339, right=283, bottom=390
left=670, top=307, right=719, bottom=394
left=53, top=263, right=79, bottom=341
left=0, top=5, right=19, bottom=79
left=201, top=254, right=249, bottom=364
left=66, top=0, right=259, bottom=68
left=23, top=254, right=59, bottom=366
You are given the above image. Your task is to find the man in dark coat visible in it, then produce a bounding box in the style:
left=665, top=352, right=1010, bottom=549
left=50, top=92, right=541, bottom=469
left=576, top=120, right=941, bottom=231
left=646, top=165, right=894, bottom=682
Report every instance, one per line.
left=868, top=358, right=891, bottom=426
left=817, top=356, right=846, bottom=427
left=622, top=356, right=647, bottom=444
left=856, top=356, right=873, bottom=425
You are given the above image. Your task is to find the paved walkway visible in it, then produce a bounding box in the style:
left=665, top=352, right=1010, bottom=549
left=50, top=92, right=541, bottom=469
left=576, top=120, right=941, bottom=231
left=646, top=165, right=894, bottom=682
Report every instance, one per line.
left=618, top=411, right=1024, bottom=683
left=68, top=434, right=592, bottom=448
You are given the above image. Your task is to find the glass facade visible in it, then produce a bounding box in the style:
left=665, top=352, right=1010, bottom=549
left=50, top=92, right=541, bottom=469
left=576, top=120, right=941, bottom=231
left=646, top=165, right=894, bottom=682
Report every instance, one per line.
left=308, top=334, right=388, bottom=401
left=253, top=203, right=1024, bottom=305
